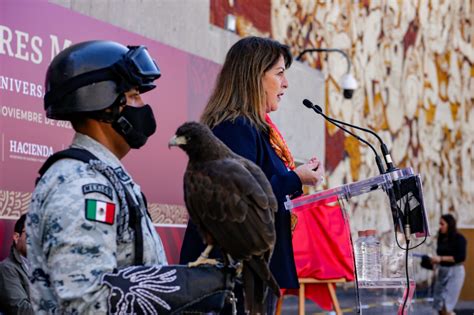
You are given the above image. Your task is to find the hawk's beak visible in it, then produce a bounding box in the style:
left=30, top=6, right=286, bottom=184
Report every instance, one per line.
left=168, top=135, right=187, bottom=148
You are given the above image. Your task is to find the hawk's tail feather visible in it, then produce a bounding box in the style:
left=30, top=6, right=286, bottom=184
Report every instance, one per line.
left=242, top=262, right=264, bottom=315
left=247, top=256, right=281, bottom=297
left=241, top=256, right=281, bottom=314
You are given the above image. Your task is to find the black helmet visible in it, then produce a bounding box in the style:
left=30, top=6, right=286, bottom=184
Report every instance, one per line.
left=44, top=40, right=161, bottom=120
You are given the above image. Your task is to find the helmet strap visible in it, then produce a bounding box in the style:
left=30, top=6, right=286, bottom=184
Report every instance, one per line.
left=86, top=94, right=125, bottom=123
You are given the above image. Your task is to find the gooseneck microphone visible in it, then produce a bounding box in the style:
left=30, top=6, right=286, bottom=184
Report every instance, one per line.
left=302, top=99, right=397, bottom=173
left=302, top=99, right=385, bottom=175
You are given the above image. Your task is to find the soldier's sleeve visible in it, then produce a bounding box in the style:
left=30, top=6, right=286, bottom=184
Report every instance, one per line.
left=41, top=175, right=119, bottom=313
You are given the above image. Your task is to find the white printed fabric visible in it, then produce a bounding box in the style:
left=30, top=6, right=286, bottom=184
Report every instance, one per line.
left=101, top=264, right=236, bottom=315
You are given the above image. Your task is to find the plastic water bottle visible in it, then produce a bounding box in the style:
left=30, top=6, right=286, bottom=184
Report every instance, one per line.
left=363, top=230, right=382, bottom=280
left=354, top=230, right=367, bottom=280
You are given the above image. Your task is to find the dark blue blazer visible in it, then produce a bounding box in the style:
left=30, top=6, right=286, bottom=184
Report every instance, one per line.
left=180, top=117, right=301, bottom=289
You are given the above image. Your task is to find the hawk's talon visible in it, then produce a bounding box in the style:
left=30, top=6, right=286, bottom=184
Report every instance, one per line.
left=188, top=257, right=219, bottom=267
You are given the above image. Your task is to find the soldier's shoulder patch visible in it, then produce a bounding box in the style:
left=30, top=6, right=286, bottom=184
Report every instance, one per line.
left=82, top=183, right=114, bottom=200
left=113, top=166, right=130, bottom=183
left=85, top=199, right=115, bottom=225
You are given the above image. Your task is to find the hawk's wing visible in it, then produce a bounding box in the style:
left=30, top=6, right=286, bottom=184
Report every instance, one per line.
left=184, top=157, right=276, bottom=260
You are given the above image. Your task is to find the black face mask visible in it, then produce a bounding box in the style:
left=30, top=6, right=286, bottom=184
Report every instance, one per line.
left=112, top=105, right=157, bottom=149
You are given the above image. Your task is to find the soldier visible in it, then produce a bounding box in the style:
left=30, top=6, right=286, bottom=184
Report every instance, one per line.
left=27, top=41, right=167, bottom=314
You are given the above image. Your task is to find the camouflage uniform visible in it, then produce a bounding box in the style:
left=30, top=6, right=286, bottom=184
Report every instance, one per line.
left=27, top=133, right=167, bottom=314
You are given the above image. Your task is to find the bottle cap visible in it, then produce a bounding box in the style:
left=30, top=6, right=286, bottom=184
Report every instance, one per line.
left=366, top=229, right=377, bottom=236
left=358, top=230, right=367, bottom=237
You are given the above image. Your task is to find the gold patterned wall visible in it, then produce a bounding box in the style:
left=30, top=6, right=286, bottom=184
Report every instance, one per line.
left=273, top=0, right=473, bottom=229
left=216, top=1, right=473, bottom=229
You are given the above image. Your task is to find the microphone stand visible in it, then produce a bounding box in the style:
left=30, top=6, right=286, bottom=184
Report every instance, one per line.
left=303, top=99, right=385, bottom=174
left=304, top=99, right=396, bottom=173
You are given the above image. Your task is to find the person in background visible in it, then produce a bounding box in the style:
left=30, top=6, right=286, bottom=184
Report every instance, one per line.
left=431, top=213, right=467, bottom=315
left=0, top=214, right=34, bottom=315
left=180, top=36, right=325, bottom=314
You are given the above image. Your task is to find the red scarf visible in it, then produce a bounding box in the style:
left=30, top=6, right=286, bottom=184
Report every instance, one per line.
left=265, top=114, right=295, bottom=170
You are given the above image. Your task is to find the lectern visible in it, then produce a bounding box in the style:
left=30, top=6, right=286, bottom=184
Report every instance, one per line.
left=285, top=167, right=428, bottom=314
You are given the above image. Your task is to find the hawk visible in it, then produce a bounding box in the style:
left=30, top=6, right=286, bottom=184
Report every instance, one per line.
left=169, top=122, right=280, bottom=314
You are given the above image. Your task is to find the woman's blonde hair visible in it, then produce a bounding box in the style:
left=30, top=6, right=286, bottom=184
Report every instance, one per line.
left=200, top=36, right=292, bottom=132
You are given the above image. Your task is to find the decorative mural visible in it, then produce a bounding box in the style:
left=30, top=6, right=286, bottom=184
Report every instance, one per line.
left=211, top=0, right=474, bottom=231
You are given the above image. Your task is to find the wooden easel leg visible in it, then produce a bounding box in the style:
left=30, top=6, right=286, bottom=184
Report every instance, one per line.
left=275, top=296, right=283, bottom=315
left=298, top=283, right=305, bottom=315
left=327, top=283, right=342, bottom=315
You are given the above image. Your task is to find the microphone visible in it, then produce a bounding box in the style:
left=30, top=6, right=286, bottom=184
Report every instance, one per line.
left=302, top=99, right=385, bottom=174
left=303, top=99, right=416, bottom=237
left=302, top=99, right=396, bottom=173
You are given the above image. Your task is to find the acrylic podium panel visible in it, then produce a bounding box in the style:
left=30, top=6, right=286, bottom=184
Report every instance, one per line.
left=285, top=167, right=425, bottom=314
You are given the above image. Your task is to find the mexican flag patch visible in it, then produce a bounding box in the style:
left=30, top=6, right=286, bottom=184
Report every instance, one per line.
left=85, top=199, right=115, bottom=225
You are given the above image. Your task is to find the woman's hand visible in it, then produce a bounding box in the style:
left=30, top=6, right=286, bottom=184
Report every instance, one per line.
left=294, top=157, right=325, bottom=186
